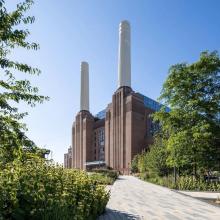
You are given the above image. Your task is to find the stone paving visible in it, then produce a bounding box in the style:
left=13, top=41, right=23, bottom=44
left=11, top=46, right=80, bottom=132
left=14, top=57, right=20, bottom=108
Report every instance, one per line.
left=98, top=176, right=220, bottom=220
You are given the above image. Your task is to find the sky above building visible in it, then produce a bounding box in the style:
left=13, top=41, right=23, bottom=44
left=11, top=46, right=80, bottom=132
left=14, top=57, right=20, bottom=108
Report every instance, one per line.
left=6, top=0, right=220, bottom=163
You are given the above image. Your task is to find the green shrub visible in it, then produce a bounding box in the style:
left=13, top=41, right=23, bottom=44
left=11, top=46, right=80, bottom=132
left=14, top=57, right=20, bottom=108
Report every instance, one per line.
left=0, top=159, right=109, bottom=220
left=141, top=174, right=220, bottom=192
left=140, top=173, right=173, bottom=188
left=89, top=173, right=115, bottom=185
left=176, top=176, right=220, bottom=191
left=132, top=137, right=170, bottom=177
left=90, top=169, right=119, bottom=184
left=131, top=155, right=140, bottom=173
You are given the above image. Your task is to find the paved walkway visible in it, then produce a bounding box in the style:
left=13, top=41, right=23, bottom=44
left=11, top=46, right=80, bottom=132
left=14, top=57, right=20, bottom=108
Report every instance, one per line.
left=98, top=176, right=220, bottom=220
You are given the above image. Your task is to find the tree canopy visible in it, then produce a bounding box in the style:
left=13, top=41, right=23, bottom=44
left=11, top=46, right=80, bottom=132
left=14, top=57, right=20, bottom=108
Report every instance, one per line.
left=154, top=51, right=220, bottom=173
left=0, top=0, right=48, bottom=163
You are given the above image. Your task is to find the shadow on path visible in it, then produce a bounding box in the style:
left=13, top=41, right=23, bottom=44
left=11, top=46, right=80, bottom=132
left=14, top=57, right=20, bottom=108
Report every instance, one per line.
left=98, top=208, right=142, bottom=220
left=116, top=176, right=126, bottom=181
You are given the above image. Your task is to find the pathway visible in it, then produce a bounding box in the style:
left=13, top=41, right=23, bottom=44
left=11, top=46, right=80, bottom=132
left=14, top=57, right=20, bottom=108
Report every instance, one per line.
left=98, top=175, right=220, bottom=220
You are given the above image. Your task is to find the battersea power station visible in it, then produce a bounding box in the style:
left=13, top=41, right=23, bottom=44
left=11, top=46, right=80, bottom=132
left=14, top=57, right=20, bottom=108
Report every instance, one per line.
left=64, top=21, right=167, bottom=173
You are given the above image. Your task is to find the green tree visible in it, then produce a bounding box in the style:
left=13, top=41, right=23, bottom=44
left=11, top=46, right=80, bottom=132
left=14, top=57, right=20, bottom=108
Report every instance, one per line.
left=154, top=51, right=220, bottom=175
left=136, top=135, right=169, bottom=177
left=0, top=0, right=48, bottom=163
left=146, top=137, right=169, bottom=177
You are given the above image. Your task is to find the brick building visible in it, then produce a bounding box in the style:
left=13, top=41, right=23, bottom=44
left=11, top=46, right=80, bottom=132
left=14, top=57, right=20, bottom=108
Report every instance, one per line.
left=64, top=21, right=168, bottom=173
left=64, top=146, right=72, bottom=168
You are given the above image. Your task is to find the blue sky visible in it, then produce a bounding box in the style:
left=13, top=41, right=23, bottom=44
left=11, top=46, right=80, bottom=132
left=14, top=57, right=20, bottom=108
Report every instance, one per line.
left=6, top=0, right=220, bottom=163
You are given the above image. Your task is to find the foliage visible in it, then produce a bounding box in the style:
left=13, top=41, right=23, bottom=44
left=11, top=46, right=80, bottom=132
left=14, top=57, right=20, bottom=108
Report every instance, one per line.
left=89, top=173, right=115, bottom=185
left=0, top=0, right=48, bottom=163
left=0, top=158, right=109, bottom=220
left=132, top=135, right=170, bottom=177
left=176, top=176, right=220, bottom=191
left=131, top=154, right=140, bottom=173
left=90, top=169, right=119, bottom=185
left=0, top=2, right=110, bottom=220
left=133, top=51, right=220, bottom=191
left=141, top=174, right=220, bottom=191
left=140, top=174, right=175, bottom=188
left=153, top=51, right=220, bottom=173
left=145, top=137, right=169, bottom=177
left=92, top=169, right=119, bottom=180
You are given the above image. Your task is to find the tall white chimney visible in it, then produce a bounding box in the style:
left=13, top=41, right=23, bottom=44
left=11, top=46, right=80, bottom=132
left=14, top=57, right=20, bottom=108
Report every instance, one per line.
left=80, top=61, right=89, bottom=111
left=118, top=20, right=131, bottom=88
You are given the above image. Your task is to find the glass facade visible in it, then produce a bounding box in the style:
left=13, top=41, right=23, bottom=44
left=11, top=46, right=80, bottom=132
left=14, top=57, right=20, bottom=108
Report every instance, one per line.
left=138, top=93, right=170, bottom=112
left=95, top=94, right=169, bottom=119
left=95, top=109, right=106, bottom=119
left=93, top=94, right=169, bottom=149
left=94, top=127, right=105, bottom=161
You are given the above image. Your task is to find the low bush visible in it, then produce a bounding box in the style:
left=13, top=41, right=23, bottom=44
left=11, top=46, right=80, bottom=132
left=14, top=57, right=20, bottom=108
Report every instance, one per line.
left=140, top=173, right=220, bottom=191
left=176, top=176, right=220, bottom=191
left=140, top=173, right=175, bottom=188
left=90, top=169, right=119, bottom=185
left=89, top=173, right=115, bottom=185
left=0, top=158, right=109, bottom=220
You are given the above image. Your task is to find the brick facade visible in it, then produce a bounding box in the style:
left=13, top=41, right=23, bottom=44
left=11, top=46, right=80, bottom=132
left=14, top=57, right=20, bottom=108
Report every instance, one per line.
left=105, top=87, right=153, bottom=173
left=68, top=86, right=155, bottom=172
left=64, top=146, right=72, bottom=168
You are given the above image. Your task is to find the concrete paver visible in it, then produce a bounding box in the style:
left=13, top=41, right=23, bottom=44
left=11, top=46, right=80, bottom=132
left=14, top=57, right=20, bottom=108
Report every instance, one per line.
left=98, top=176, right=220, bottom=220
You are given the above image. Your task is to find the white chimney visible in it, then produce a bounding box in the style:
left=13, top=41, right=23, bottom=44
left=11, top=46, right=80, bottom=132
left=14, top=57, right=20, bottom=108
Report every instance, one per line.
left=118, top=20, right=131, bottom=88
left=80, top=61, right=89, bottom=111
